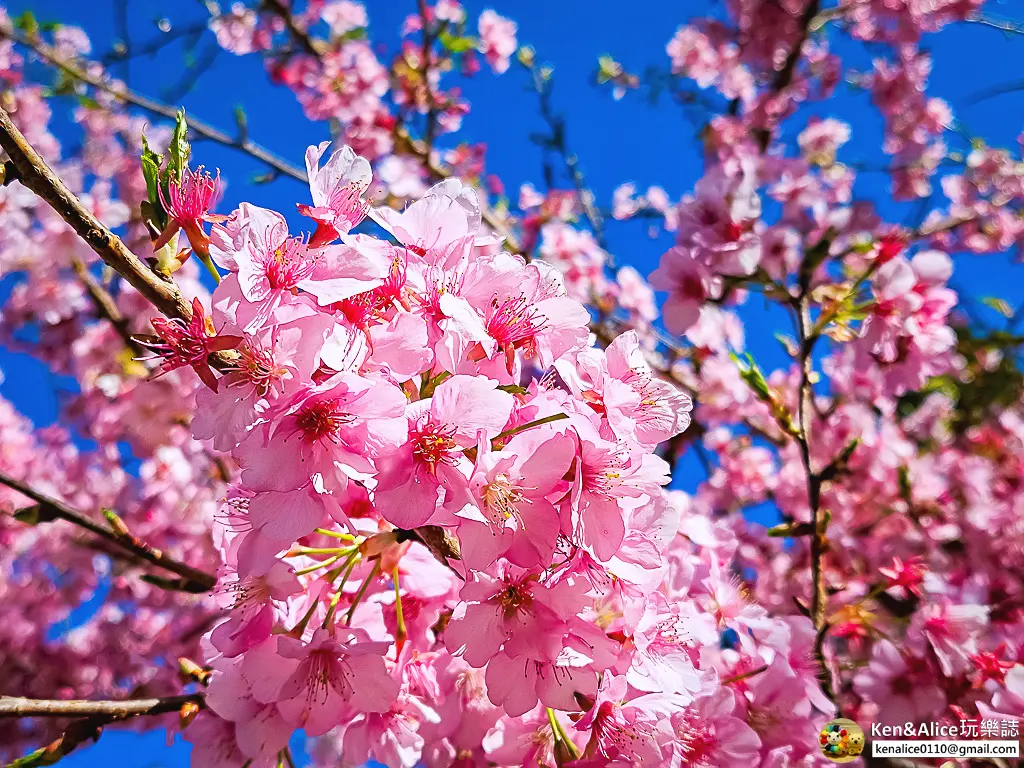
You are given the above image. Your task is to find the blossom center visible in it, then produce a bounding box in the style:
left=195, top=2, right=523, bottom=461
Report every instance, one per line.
left=265, top=237, right=316, bottom=290
left=296, top=399, right=355, bottom=443
left=482, top=474, right=526, bottom=527
left=412, top=422, right=459, bottom=469
left=486, top=294, right=547, bottom=348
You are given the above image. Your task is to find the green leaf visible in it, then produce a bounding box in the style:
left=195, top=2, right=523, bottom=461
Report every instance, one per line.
left=140, top=132, right=164, bottom=212
left=897, top=465, right=912, bottom=504
left=730, top=352, right=771, bottom=402
left=981, top=296, right=1014, bottom=319
left=76, top=94, right=101, bottom=110
left=13, top=505, right=41, bottom=525
left=438, top=29, right=476, bottom=53
left=233, top=105, right=248, bottom=142
left=168, top=108, right=191, bottom=181
left=338, top=27, right=367, bottom=43
left=13, top=10, right=39, bottom=36
left=497, top=384, right=529, bottom=395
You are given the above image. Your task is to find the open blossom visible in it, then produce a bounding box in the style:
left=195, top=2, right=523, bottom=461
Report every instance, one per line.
left=137, top=297, right=241, bottom=392
left=477, top=10, right=517, bottom=74
left=373, top=375, right=513, bottom=529
left=297, top=141, right=372, bottom=248
left=155, top=165, right=221, bottom=255
left=244, top=628, right=399, bottom=736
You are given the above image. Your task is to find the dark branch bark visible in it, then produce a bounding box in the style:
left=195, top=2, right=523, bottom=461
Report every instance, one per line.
left=0, top=470, right=216, bottom=592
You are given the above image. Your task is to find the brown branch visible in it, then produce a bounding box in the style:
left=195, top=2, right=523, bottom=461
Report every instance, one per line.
left=0, top=20, right=306, bottom=184
left=417, top=0, right=439, bottom=152
left=0, top=106, right=195, bottom=322
left=754, top=0, right=821, bottom=151
left=0, top=695, right=203, bottom=767
left=262, top=0, right=325, bottom=56
left=0, top=470, right=216, bottom=592
left=0, top=695, right=201, bottom=720
left=70, top=256, right=143, bottom=356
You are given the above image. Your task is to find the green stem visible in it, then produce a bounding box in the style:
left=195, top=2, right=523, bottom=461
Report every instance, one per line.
left=314, top=527, right=356, bottom=540
left=721, top=664, right=770, bottom=685
left=294, top=553, right=343, bottom=576
left=196, top=250, right=221, bottom=284
left=345, top=561, right=381, bottom=626
left=492, top=413, right=568, bottom=445
left=322, top=550, right=361, bottom=630
left=393, top=566, right=407, bottom=645
left=546, top=707, right=581, bottom=759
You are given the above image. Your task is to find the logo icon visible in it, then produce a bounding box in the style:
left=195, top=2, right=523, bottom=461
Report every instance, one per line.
left=819, top=718, right=865, bottom=762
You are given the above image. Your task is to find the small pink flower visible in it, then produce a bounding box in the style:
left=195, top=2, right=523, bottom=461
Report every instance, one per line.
left=137, top=297, right=241, bottom=392
left=477, top=10, right=517, bottom=75
left=297, top=141, right=372, bottom=248
left=879, top=555, right=926, bottom=598
left=155, top=166, right=221, bottom=255
left=245, top=628, right=399, bottom=737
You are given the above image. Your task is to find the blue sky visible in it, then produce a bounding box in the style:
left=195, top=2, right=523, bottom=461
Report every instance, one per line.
left=1, top=0, right=1022, bottom=764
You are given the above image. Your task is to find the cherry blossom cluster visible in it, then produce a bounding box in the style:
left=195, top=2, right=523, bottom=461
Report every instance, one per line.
left=1, top=0, right=1023, bottom=766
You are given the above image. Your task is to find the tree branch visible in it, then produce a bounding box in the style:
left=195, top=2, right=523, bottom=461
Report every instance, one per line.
left=0, top=105, right=195, bottom=322
left=0, top=695, right=202, bottom=719
left=0, top=20, right=306, bottom=183
left=70, top=256, right=143, bottom=356
left=261, top=0, right=325, bottom=56
left=754, top=0, right=821, bottom=151
left=0, top=695, right=203, bottom=768
left=0, top=470, right=216, bottom=592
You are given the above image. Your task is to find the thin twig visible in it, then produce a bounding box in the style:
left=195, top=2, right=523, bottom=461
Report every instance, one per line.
left=0, top=20, right=306, bottom=183
left=417, top=0, right=439, bottom=153
left=0, top=695, right=203, bottom=767
left=70, top=256, right=143, bottom=356
left=0, top=470, right=216, bottom=592
left=261, top=0, right=325, bottom=56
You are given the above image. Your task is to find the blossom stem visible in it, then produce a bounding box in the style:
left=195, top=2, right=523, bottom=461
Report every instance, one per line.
left=293, top=554, right=344, bottom=576
left=322, top=550, right=361, bottom=630
left=313, top=527, right=357, bottom=540
left=393, top=566, right=407, bottom=655
left=196, top=250, right=222, bottom=284
left=345, top=561, right=381, bottom=626
left=492, top=413, right=569, bottom=445
left=721, top=665, right=770, bottom=685
left=546, top=707, right=581, bottom=759
left=290, top=546, right=349, bottom=555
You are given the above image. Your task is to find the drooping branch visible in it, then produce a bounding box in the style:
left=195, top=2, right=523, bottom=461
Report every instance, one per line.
left=0, top=19, right=306, bottom=183
left=0, top=470, right=217, bottom=593
left=69, top=256, right=144, bottom=357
